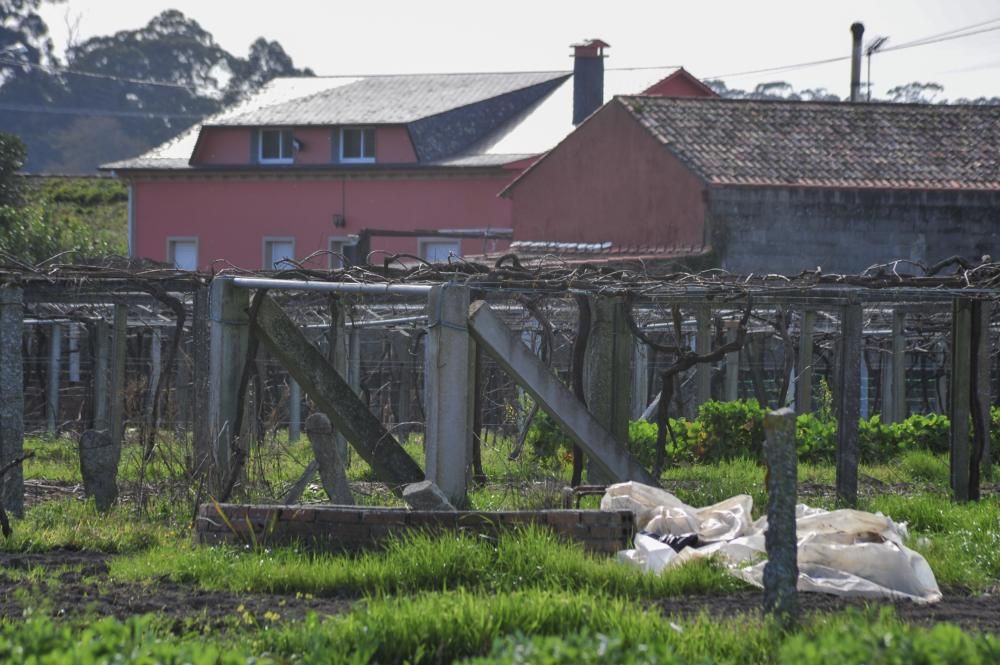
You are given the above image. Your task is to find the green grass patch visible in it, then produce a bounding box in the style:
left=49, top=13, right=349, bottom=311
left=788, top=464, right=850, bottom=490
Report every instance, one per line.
left=2, top=497, right=185, bottom=554
left=112, top=526, right=744, bottom=598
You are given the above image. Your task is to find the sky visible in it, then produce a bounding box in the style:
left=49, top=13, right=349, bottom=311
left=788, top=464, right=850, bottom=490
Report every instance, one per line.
left=39, top=0, right=1000, bottom=101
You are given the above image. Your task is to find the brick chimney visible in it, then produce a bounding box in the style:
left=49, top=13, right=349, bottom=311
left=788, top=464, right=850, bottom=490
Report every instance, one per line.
left=571, top=39, right=609, bottom=125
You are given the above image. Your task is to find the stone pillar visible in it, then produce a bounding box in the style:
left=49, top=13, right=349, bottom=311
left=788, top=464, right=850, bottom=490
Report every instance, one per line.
left=631, top=338, right=649, bottom=419
left=79, top=429, right=120, bottom=512
left=795, top=310, right=815, bottom=413
left=763, top=407, right=799, bottom=626
left=207, top=277, right=249, bottom=494
left=0, top=288, right=24, bottom=517
left=424, top=284, right=474, bottom=506
left=725, top=326, right=740, bottom=402
left=46, top=322, right=61, bottom=435
left=304, top=412, right=353, bottom=505
left=694, top=305, right=712, bottom=408
left=584, top=296, right=632, bottom=484
left=109, top=304, right=127, bottom=450
left=949, top=298, right=972, bottom=502
left=836, top=301, right=862, bottom=507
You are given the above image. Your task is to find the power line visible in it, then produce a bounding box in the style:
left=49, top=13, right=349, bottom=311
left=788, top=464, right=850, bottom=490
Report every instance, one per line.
left=0, top=56, right=199, bottom=91
left=706, top=16, right=1000, bottom=80
left=0, top=102, right=204, bottom=120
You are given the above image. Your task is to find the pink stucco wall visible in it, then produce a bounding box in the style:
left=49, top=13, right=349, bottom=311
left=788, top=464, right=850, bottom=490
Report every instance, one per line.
left=508, top=101, right=707, bottom=250
left=375, top=126, right=417, bottom=163
left=132, top=173, right=513, bottom=270
left=291, top=127, right=334, bottom=165
left=191, top=128, right=250, bottom=164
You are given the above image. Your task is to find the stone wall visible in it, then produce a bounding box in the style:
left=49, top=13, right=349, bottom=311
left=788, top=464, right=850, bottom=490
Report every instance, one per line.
left=196, top=504, right=634, bottom=554
left=710, top=187, right=1000, bottom=274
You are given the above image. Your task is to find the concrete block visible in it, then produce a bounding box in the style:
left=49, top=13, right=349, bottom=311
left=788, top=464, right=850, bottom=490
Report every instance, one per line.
left=402, top=480, right=457, bottom=511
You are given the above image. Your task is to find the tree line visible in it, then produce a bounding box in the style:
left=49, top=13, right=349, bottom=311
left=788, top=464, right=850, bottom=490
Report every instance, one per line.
left=0, top=1, right=312, bottom=173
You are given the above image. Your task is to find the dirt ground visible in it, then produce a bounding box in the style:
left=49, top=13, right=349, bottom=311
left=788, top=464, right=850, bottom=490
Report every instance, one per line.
left=1, top=550, right=997, bottom=635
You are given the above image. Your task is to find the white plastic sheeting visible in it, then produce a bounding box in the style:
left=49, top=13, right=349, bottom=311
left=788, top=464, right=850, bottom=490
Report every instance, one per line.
left=602, top=482, right=941, bottom=604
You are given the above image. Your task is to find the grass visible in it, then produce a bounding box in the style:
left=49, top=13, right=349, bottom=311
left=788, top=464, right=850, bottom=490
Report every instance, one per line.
left=3, top=598, right=997, bottom=664
left=111, top=526, right=745, bottom=598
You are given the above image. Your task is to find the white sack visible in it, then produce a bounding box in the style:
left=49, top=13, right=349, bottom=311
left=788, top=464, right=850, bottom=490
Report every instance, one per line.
left=603, top=482, right=941, bottom=604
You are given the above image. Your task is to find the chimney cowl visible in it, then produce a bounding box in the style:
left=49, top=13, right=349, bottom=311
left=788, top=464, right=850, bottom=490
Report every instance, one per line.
left=571, top=39, right=609, bottom=125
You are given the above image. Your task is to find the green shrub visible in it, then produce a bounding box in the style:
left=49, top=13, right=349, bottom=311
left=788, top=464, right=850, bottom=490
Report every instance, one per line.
left=696, top=399, right=766, bottom=462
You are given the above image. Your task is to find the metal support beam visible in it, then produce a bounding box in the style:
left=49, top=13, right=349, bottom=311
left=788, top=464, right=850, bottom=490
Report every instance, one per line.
left=424, top=284, right=475, bottom=505
left=0, top=288, right=24, bottom=517
left=468, top=301, right=657, bottom=486
left=836, top=301, right=862, bottom=506
left=795, top=310, right=815, bottom=413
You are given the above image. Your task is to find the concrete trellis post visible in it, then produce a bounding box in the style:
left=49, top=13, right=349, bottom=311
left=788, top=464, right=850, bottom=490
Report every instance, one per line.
left=0, top=288, right=24, bottom=517
left=423, top=284, right=475, bottom=506
left=288, top=379, right=301, bottom=442
left=763, top=407, right=799, bottom=626
left=191, top=285, right=212, bottom=476
left=109, top=304, right=127, bottom=450
left=836, top=301, right=862, bottom=506
left=143, top=328, right=162, bottom=427
left=207, top=277, right=250, bottom=494
left=949, top=298, right=973, bottom=501
left=91, top=319, right=110, bottom=431
left=631, top=338, right=649, bottom=420
left=585, top=296, right=632, bottom=484
left=890, top=310, right=907, bottom=423
left=46, top=323, right=61, bottom=435
left=724, top=327, right=740, bottom=402
left=694, top=306, right=712, bottom=408
left=795, top=310, right=815, bottom=413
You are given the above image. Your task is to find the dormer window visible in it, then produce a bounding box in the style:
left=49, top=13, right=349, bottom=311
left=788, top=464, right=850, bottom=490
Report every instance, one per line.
left=260, top=128, right=294, bottom=164
left=340, top=127, right=375, bottom=163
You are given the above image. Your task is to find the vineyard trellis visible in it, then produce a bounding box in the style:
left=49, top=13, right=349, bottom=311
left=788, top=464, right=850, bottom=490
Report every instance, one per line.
left=0, top=253, right=997, bottom=517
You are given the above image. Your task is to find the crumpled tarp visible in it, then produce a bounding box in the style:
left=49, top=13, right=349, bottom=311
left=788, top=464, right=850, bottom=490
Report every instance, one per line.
left=602, top=481, right=941, bottom=604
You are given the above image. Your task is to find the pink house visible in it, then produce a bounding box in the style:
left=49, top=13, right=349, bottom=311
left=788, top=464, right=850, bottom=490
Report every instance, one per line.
left=103, top=42, right=713, bottom=271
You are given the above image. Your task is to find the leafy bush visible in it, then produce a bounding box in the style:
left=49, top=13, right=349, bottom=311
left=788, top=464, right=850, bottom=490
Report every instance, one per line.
left=0, top=615, right=262, bottom=664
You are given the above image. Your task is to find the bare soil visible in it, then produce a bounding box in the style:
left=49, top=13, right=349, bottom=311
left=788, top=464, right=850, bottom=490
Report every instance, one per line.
left=1, top=550, right=997, bottom=635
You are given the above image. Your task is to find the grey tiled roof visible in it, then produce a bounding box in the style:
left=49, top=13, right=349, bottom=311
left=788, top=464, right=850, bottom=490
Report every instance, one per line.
left=618, top=96, right=1000, bottom=190
left=212, top=72, right=570, bottom=126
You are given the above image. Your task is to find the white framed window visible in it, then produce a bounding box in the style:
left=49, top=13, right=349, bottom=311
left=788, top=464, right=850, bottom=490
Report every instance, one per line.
left=263, top=237, right=295, bottom=270
left=259, top=128, right=294, bottom=163
left=340, top=127, right=375, bottom=163
left=167, top=237, right=198, bottom=271
left=419, top=239, right=461, bottom=263
left=329, top=237, right=348, bottom=269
